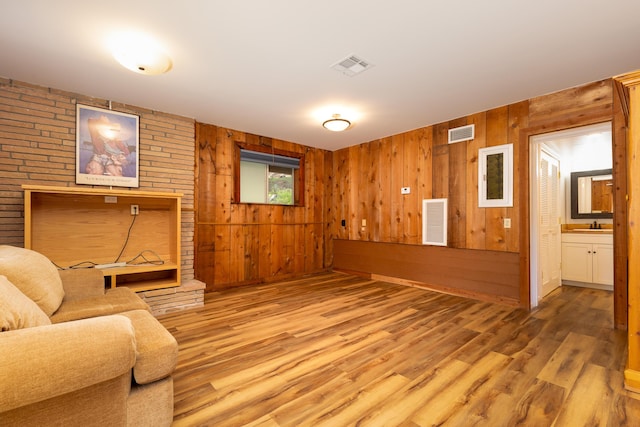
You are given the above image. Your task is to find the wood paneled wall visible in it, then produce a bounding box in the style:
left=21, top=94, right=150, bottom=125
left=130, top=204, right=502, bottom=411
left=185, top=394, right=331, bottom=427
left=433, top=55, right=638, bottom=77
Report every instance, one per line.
left=331, top=102, right=529, bottom=252
left=332, top=79, right=625, bottom=310
left=195, top=78, right=625, bottom=313
left=195, top=123, right=332, bottom=290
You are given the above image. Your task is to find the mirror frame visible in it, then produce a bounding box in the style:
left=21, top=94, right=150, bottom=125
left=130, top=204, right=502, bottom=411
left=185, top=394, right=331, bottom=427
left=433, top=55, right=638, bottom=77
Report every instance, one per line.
left=570, top=168, right=613, bottom=219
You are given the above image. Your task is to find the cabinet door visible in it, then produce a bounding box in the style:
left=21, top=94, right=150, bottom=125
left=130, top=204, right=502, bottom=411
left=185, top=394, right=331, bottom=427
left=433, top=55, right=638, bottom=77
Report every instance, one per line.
left=592, top=243, right=614, bottom=285
left=561, top=242, right=592, bottom=282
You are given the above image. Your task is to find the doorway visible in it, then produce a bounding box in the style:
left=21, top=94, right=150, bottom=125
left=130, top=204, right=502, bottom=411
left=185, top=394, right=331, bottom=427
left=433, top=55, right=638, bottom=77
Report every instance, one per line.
left=529, top=122, right=613, bottom=308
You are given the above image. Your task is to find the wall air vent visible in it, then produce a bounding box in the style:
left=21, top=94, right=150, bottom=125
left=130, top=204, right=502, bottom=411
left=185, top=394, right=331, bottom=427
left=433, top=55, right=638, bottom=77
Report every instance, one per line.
left=422, top=198, right=448, bottom=246
left=330, top=54, right=374, bottom=77
left=448, top=124, right=475, bottom=144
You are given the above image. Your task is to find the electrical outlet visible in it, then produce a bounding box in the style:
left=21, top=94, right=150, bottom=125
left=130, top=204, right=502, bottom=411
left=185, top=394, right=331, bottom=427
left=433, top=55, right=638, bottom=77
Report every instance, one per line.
left=130, top=205, right=139, bottom=215
left=504, top=218, right=511, bottom=228
left=401, top=187, right=411, bottom=195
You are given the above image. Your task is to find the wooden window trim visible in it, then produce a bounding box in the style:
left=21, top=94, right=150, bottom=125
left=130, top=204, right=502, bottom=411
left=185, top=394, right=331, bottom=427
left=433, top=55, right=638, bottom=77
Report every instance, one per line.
left=233, top=142, right=305, bottom=206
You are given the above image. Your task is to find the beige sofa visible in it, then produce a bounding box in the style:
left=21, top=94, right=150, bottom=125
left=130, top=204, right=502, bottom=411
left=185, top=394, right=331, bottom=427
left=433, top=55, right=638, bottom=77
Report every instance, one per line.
left=0, top=245, right=178, bottom=426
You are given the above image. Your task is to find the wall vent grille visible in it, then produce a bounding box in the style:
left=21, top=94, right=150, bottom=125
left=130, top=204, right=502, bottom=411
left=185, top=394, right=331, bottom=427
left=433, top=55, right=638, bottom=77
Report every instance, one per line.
left=448, top=124, right=475, bottom=144
left=422, top=198, right=448, bottom=246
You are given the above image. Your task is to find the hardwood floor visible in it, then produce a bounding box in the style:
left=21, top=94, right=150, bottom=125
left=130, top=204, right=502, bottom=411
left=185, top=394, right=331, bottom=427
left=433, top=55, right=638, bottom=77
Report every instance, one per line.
left=158, top=272, right=640, bottom=426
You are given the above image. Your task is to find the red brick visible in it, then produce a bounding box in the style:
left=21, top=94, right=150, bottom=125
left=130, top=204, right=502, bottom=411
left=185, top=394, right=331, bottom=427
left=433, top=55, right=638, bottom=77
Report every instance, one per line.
left=1, top=78, right=196, bottom=286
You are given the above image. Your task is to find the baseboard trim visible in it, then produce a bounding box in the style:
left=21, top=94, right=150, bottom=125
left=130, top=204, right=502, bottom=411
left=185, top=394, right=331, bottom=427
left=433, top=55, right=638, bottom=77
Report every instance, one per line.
left=333, top=268, right=520, bottom=307
left=625, top=366, right=640, bottom=394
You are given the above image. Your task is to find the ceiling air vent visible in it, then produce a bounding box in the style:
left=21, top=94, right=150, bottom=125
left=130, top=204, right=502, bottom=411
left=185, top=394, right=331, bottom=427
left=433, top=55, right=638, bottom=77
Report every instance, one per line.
left=448, top=124, right=475, bottom=144
left=330, top=54, right=374, bottom=77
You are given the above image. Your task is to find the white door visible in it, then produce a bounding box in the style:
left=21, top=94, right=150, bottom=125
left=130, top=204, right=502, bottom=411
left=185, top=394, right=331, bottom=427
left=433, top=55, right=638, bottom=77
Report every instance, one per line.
left=538, top=148, right=562, bottom=298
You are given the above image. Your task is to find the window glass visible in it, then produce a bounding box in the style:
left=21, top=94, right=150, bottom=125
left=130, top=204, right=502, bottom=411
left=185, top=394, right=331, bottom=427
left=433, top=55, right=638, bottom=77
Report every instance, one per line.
left=240, top=160, right=267, bottom=203
left=238, top=149, right=298, bottom=205
left=268, top=165, right=293, bottom=205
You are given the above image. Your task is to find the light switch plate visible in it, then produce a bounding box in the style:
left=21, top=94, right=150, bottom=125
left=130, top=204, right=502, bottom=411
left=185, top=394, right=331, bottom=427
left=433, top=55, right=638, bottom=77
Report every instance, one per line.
left=401, top=187, right=411, bottom=195
left=504, top=218, right=511, bottom=228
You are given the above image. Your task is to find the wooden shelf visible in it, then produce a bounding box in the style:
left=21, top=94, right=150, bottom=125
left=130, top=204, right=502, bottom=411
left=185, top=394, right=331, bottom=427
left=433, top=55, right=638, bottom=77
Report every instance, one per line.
left=23, top=185, right=182, bottom=292
left=99, top=262, right=180, bottom=292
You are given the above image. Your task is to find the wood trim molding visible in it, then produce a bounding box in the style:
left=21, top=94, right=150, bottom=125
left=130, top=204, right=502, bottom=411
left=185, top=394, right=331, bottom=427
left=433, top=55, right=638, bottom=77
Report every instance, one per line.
left=624, top=367, right=640, bottom=394
left=619, top=74, right=640, bottom=392
left=615, top=70, right=640, bottom=87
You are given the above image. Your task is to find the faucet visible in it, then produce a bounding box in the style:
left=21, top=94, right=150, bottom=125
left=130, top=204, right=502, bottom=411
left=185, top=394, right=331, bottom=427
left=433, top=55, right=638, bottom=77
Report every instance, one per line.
left=591, top=220, right=598, bottom=229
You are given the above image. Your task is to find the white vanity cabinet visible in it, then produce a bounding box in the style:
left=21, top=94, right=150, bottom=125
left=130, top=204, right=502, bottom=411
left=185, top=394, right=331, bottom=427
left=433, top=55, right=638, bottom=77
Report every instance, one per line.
left=561, top=232, right=613, bottom=289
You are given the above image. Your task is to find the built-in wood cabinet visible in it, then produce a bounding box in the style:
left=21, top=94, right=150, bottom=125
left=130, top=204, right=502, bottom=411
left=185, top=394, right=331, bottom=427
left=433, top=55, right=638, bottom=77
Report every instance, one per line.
left=23, top=185, right=182, bottom=292
left=561, top=232, right=613, bottom=289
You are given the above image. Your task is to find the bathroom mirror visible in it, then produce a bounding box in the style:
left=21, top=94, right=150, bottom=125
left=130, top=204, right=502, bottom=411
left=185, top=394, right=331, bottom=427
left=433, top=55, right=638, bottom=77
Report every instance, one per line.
left=570, top=168, right=613, bottom=219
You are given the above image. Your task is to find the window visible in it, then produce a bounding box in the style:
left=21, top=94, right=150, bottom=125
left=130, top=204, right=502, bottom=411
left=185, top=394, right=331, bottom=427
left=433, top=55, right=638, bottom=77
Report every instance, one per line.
left=234, top=144, right=304, bottom=206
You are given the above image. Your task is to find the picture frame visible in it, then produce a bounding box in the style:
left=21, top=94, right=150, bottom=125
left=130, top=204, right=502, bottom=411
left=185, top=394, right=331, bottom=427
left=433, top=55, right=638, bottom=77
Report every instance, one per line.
left=478, top=143, right=513, bottom=208
left=76, top=104, right=139, bottom=188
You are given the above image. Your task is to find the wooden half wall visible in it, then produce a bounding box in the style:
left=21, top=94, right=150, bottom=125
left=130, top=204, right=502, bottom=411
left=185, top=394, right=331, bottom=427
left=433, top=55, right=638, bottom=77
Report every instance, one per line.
left=334, top=239, right=520, bottom=305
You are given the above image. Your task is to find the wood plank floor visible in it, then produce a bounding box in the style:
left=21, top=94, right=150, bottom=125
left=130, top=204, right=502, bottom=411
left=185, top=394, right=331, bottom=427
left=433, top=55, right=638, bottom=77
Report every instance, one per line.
left=158, top=272, right=640, bottom=426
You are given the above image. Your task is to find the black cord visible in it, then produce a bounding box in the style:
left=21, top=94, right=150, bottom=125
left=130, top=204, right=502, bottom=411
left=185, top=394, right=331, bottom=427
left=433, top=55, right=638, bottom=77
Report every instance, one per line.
left=54, top=260, right=97, bottom=270
left=68, top=261, right=98, bottom=269
left=126, top=249, right=165, bottom=266
left=114, top=214, right=137, bottom=263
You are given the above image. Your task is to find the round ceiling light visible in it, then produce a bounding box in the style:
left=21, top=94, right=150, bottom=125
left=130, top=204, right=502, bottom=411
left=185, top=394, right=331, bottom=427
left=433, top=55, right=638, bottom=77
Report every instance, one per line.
left=110, top=32, right=173, bottom=75
left=322, top=114, right=351, bottom=132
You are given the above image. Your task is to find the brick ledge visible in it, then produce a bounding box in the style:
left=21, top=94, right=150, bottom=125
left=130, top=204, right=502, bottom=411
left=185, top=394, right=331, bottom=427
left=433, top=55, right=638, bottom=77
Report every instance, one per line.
left=138, top=279, right=205, bottom=316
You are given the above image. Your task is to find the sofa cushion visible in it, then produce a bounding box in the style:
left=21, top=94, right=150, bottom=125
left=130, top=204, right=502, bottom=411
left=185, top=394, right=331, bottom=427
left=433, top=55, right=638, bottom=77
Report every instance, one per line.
left=50, top=287, right=149, bottom=324
left=118, top=310, right=178, bottom=385
left=58, top=268, right=107, bottom=301
left=0, top=275, right=51, bottom=331
left=0, top=245, right=65, bottom=316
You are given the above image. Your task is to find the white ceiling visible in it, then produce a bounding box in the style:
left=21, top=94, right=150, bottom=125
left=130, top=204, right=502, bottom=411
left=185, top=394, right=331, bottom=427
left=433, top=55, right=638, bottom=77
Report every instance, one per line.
left=2, top=1, right=640, bottom=151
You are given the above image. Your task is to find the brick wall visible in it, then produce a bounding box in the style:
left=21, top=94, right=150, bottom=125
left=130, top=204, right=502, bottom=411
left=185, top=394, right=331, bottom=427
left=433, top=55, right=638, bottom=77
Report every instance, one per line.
left=0, top=78, right=196, bottom=281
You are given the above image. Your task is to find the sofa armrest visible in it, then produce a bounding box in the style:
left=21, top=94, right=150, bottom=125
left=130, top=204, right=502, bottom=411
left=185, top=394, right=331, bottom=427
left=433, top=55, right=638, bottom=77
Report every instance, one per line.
left=118, top=310, right=178, bottom=384
left=0, top=315, right=136, bottom=413
left=58, top=268, right=106, bottom=301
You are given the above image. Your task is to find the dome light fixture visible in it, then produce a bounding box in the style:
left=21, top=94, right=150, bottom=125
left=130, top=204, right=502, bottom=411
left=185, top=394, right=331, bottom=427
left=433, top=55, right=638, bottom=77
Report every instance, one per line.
left=322, top=114, right=351, bottom=132
left=110, top=32, right=173, bottom=75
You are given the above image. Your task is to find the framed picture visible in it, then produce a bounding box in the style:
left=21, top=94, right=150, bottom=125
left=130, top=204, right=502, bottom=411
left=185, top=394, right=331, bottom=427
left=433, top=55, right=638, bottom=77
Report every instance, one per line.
left=478, top=143, right=513, bottom=207
left=76, top=104, right=139, bottom=188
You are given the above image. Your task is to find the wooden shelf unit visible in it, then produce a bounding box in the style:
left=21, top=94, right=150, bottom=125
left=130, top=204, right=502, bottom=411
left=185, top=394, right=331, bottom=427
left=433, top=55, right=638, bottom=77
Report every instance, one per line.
left=23, top=185, right=182, bottom=292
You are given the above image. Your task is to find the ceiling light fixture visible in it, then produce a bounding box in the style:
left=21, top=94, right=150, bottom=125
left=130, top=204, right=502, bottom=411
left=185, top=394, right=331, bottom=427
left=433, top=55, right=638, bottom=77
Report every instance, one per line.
left=322, top=114, right=351, bottom=132
left=110, top=32, right=173, bottom=75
